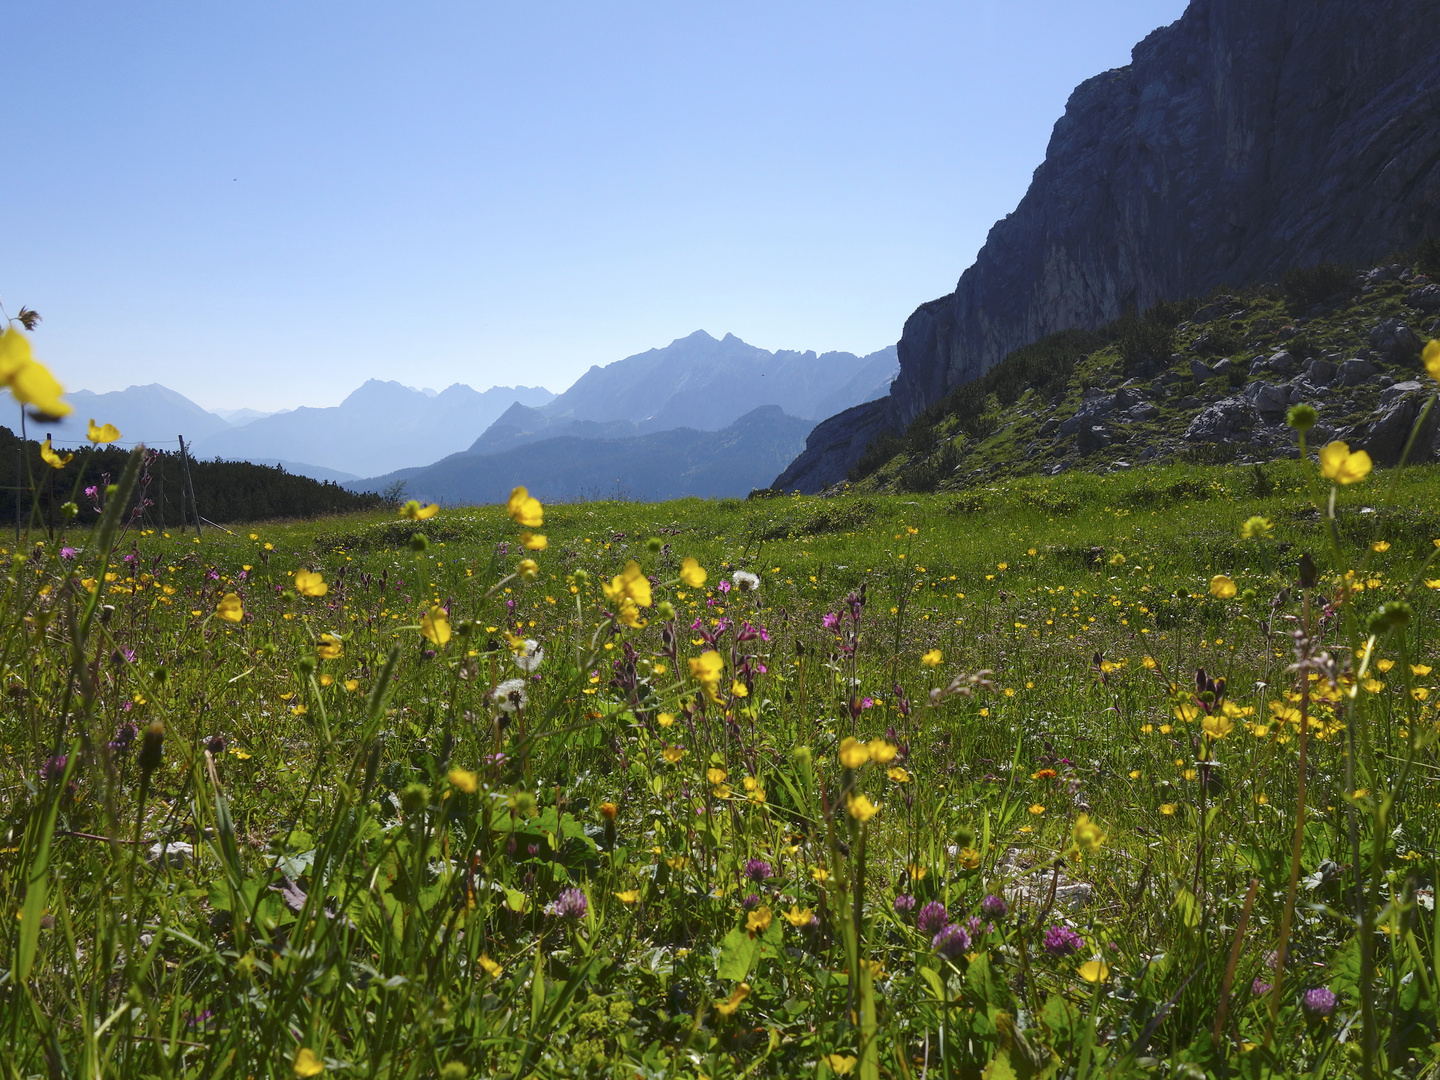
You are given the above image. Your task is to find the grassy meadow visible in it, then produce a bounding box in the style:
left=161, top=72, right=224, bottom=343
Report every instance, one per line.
left=2, top=438, right=1440, bottom=1077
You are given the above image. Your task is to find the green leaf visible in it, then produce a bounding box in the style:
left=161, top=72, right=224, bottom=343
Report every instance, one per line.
left=18, top=778, right=65, bottom=982
left=981, top=1048, right=1018, bottom=1080
left=717, top=924, right=758, bottom=980
left=919, top=965, right=947, bottom=1003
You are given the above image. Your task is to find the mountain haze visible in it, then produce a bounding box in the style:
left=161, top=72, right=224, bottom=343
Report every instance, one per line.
left=49, top=384, right=232, bottom=447
left=357, top=405, right=814, bottom=505
left=192, top=380, right=554, bottom=477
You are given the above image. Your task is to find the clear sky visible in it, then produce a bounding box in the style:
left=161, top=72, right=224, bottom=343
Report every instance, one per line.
left=5, top=1, right=1189, bottom=412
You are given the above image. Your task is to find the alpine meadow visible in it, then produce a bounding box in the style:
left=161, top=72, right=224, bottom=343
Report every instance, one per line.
left=0, top=319, right=1438, bottom=1077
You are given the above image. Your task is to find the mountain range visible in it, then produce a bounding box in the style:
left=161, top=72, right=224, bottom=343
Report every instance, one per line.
left=57, top=331, right=895, bottom=497
left=357, top=405, right=815, bottom=504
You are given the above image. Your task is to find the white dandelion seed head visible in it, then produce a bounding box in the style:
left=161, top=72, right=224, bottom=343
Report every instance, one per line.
left=492, top=678, right=528, bottom=713
left=731, top=570, right=760, bottom=594
left=513, top=639, right=544, bottom=672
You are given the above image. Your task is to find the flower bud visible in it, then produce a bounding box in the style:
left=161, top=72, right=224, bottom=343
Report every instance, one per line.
left=1287, top=403, right=1318, bottom=431
left=138, top=720, right=165, bottom=774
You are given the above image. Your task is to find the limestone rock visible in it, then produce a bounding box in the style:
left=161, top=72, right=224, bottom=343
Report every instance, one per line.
left=1185, top=398, right=1257, bottom=442
left=777, top=0, right=1440, bottom=489
left=1367, top=317, right=1422, bottom=361
left=1405, top=284, right=1440, bottom=312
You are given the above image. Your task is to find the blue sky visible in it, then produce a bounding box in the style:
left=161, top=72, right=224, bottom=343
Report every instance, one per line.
left=4, top=1, right=1188, bottom=411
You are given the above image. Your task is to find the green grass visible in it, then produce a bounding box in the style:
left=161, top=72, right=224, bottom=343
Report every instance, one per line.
left=2, top=446, right=1439, bottom=1077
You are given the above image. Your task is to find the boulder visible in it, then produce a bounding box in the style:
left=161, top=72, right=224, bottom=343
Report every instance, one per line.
left=1077, top=424, right=1111, bottom=453
left=1380, top=379, right=1425, bottom=407
left=1367, top=317, right=1421, bottom=361
left=1212, top=358, right=1234, bottom=377
left=1268, top=351, right=1298, bottom=376
left=1185, top=398, right=1257, bottom=442
left=1306, top=358, right=1337, bottom=384
left=1190, top=359, right=1215, bottom=382
left=1362, top=385, right=1440, bottom=466
left=1405, top=284, right=1440, bottom=312
left=1243, top=381, right=1291, bottom=415
left=1337, top=358, right=1376, bottom=386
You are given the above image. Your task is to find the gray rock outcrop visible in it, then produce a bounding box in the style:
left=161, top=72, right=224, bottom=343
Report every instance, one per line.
left=776, top=0, right=1440, bottom=492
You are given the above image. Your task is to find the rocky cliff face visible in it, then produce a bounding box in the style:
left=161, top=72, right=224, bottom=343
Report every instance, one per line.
left=776, top=0, right=1440, bottom=492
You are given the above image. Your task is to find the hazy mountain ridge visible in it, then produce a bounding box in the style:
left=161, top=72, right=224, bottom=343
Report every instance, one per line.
left=190, top=380, right=555, bottom=477
left=354, top=405, right=815, bottom=504
left=777, top=0, right=1440, bottom=492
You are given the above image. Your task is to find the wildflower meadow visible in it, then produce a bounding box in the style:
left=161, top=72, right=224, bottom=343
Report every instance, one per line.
left=1, top=325, right=1440, bottom=1078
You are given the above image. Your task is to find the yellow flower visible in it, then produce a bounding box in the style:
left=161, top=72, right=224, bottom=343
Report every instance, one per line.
left=731, top=680, right=749, bottom=698
left=478, top=953, right=503, bottom=978
left=887, top=766, right=910, bottom=783
left=344, top=678, right=359, bottom=692
left=506, top=485, right=543, bottom=527
left=782, top=905, right=813, bottom=927
left=216, top=592, right=244, bottom=623
left=823, top=1054, right=858, bottom=1075
left=1413, top=664, right=1433, bottom=677
left=421, top=605, right=451, bottom=646
left=838, top=737, right=869, bottom=769
left=1371, top=540, right=1391, bottom=553
left=0, top=327, right=70, bottom=417
left=1424, top=338, right=1440, bottom=382
left=846, top=793, right=878, bottom=822
left=1028, top=803, right=1045, bottom=815
left=661, top=745, right=685, bottom=764
left=615, top=889, right=640, bottom=904
left=707, top=767, right=727, bottom=784
left=1201, top=714, right=1234, bottom=740
left=1377, top=659, right=1395, bottom=673
left=921, top=648, right=943, bottom=668
left=319, top=674, right=333, bottom=687
left=38, top=439, right=72, bottom=470
left=812, top=866, right=831, bottom=883
left=520, top=531, right=547, bottom=551
left=1209, top=575, right=1237, bottom=599
left=657, top=712, right=675, bottom=727
left=1072, top=814, right=1106, bottom=854
left=1141, top=655, right=1157, bottom=670
left=1077, top=961, right=1110, bottom=983
left=1240, top=516, right=1274, bottom=540
left=517, top=558, right=540, bottom=581
left=867, top=739, right=897, bottom=764
left=1363, top=678, right=1384, bottom=693
left=680, top=557, right=707, bottom=587
left=746, top=906, right=772, bottom=935
left=603, top=560, right=652, bottom=608
left=398, top=499, right=439, bottom=520
left=315, top=632, right=343, bottom=660
left=1160, top=803, right=1177, bottom=816
left=715, top=983, right=750, bottom=1017
left=293, top=1047, right=324, bottom=1077
left=688, top=651, right=724, bottom=693
left=294, top=569, right=328, bottom=597
left=1174, top=703, right=1200, bottom=723
left=87, top=419, right=120, bottom=444
left=1318, top=441, right=1372, bottom=484
left=448, top=768, right=478, bottom=793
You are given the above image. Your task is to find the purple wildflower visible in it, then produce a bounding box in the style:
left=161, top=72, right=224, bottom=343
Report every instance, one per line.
left=744, top=858, right=773, bottom=883
left=741, top=893, right=761, bottom=910
left=1252, top=978, right=1272, bottom=996
left=545, top=887, right=588, bottom=920
left=893, top=894, right=916, bottom=915
left=108, top=722, right=138, bottom=753
left=59, top=546, right=77, bottom=559
left=41, top=755, right=68, bottom=783
left=1302, top=987, right=1337, bottom=1019
left=933, top=924, right=970, bottom=959
left=981, top=894, right=1007, bottom=919
left=916, top=900, right=947, bottom=937
left=1043, top=925, right=1083, bottom=957
left=717, top=579, right=731, bottom=593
